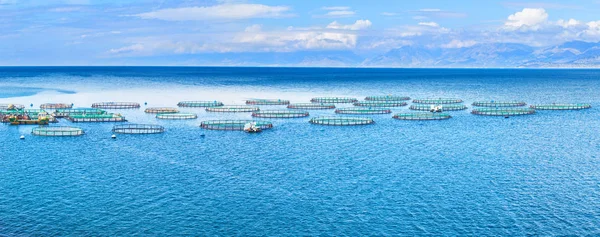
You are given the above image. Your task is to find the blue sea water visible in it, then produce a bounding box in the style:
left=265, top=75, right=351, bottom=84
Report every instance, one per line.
left=1, top=67, right=599, bottom=236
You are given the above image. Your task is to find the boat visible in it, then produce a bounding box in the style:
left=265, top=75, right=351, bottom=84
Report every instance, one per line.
left=430, top=105, right=443, bottom=113
left=243, top=122, right=262, bottom=133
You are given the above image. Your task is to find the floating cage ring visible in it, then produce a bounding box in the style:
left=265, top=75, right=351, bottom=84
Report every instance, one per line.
left=112, top=124, right=165, bottom=134
left=412, top=98, right=464, bottom=104
left=144, top=107, right=180, bottom=114
left=177, top=101, right=224, bottom=107
left=364, top=96, right=411, bottom=101
left=335, top=108, right=392, bottom=114
left=471, top=108, right=536, bottom=116
left=156, top=113, right=198, bottom=120
left=310, top=97, right=358, bottom=103
left=67, top=113, right=126, bottom=122
left=472, top=101, right=527, bottom=107
left=32, top=126, right=84, bottom=136
left=287, top=103, right=336, bottom=110
left=200, top=120, right=274, bottom=131
left=353, top=101, right=407, bottom=107
left=309, top=116, right=375, bottom=126
left=245, top=99, right=290, bottom=105
left=205, top=105, right=259, bottom=113
left=92, top=102, right=141, bottom=109
left=409, top=104, right=468, bottom=111
left=252, top=110, right=309, bottom=118
left=393, top=112, right=452, bottom=120
left=530, top=104, right=591, bottom=110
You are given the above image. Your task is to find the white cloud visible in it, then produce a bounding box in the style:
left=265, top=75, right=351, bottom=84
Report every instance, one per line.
left=321, top=6, right=350, bottom=11
left=419, top=9, right=441, bottom=12
left=418, top=22, right=439, bottom=27
left=556, top=19, right=581, bottom=28
left=381, top=12, right=397, bottom=16
left=315, top=6, right=356, bottom=18
left=133, top=3, right=291, bottom=21
left=245, top=24, right=262, bottom=32
left=326, top=20, right=372, bottom=30
left=441, top=39, right=477, bottom=48
left=324, top=10, right=355, bottom=17
left=504, top=8, right=548, bottom=31
left=109, top=44, right=145, bottom=54
left=584, top=21, right=600, bottom=36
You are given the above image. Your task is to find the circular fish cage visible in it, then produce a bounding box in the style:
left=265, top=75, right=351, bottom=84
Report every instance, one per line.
left=67, top=113, right=126, bottom=122
left=246, top=99, right=290, bottom=105
left=365, top=95, right=411, bottom=101
left=335, top=108, right=391, bottom=115
left=156, top=113, right=198, bottom=120
left=205, top=105, right=259, bottom=113
left=309, top=117, right=374, bottom=126
left=393, top=112, right=452, bottom=121
left=252, top=110, right=309, bottom=118
left=472, top=108, right=536, bottom=116
left=144, top=107, right=179, bottom=114
left=92, top=102, right=140, bottom=109
left=530, top=104, right=591, bottom=110
left=52, top=108, right=106, bottom=118
left=472, top=101, right=526, bottom=107
left=409, top=104, right=468, bottom=111
left=177, top=101, right=224, bottom=107
left=200, top=120, right=273, bottom=131
left=287, top=103, right=335, bottom=110
left=32, top=126, right=84, bottom=136
left=112, top=124, right=165, bottom=134
left=353, top=101, right=407, bottom=107
left=40, top=103, right=72, bottom=109
left=0, top=104, right=25, bottom=110
left=412, top=98, right=464, bottom=104
left=310, top=97, right=358, bottom=103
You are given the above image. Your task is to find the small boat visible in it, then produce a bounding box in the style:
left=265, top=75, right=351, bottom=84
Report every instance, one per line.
left=243, top=122, right=262, bottom=133
left=429, top=105, right=443, bottom=113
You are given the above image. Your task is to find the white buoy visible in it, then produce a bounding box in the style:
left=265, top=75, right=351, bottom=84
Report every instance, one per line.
left=111, top=134, right=117, bottom=139
left=20, top=135, right=25, bottom=140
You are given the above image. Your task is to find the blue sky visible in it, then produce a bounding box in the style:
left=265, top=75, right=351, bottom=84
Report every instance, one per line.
left=2, top=0, right=600, bottom=65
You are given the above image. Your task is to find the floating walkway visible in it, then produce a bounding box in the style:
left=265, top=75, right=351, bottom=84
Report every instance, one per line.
left=52, top=108, right=106, bottom=118
left=67, top=113, right=126, bottom=122
left=252, top=110, right=309, bottom=118
left=200, top=120, right=273, bottom=131
left=92, top=102, right=140, bottom=109
left=32, top=126, right=84, bottom=136
left=310, top=97, right=358, bottom=103
left=40, top=103, right=72, bottom=109
left=205, top=105, right=259, bottom=113
left=112, top=124, right=165, bottom=134
left=309, top=117, right=374, bottom=126
left=353, top=101, right=407, bottom=107
left=365, top=95, right=411, bottom=101
left=177, top=101, right=224, bottom=107
left=246, top=99, right=290, bottom=105
left=472, top=101, right=526, bottom=107
left=144, top=107, right=179, bottom=114
left=409, top=104, right=468, bottom=111
left=0, top=104, right=24, bottom=110
left=335, top=108, right=391, bottom=115
left=530, top=104, right=591, bottom=110
left=393, top=112, right=451, bottom=121
left=287, top=103, right=335, bottom=110
left=156, top=113, right=198, bottom=120
left=472, top=108, right=536, bottom=116
left=413, top=98, right=463, bottom=104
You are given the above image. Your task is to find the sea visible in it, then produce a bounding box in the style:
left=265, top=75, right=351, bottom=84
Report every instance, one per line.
left=0, top=67, right=599, bottom=236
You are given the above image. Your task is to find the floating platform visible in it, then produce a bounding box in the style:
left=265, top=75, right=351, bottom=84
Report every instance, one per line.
left=335, top=108, right=391, bottom=115
left=246, top=99, right=290, bottom=105
left=472, top=108, right=536, bottom=116
left=144, top=107, right=179, bottom=114
left=205, top=105, right=259, bottom=113
left=52, top=108, right=106, bottom=118
left=310, top=97, right=358, bottom=103
left=287, top=103, right=335, bottom=110
left=530, top=104, right=591, bottom=110
left=200, top=120, right=273, bottom=131
left=309, top=117, right=374, bottom=126
left=409, top=104, right=468, bottom=111
left=353, top=101, right=407, bottom=107
left=32, top=126, right=84, bottom=136
left=177, top=101, right=224, bottom=107
left=412, top=98, right=464, bottom=104
left=40, top=103, right=72, bottom=109
left=156, top=113, right=198, bottom=120
left=0, top=109, right=57, bottom=124
left=393, top=112, right=452, bottom=121
left=365, top=95, right=411, bottom=101
left=0, top=104, right=24, bottom=110
left=112, top=124, right=165, bottom=134
left=472, top=101, right=526, bottom=107
left=67, top=113, right=126, bottom=122
left=92, top=102, right=140, bottom=109
left=252, top=110, right=309, bottom=118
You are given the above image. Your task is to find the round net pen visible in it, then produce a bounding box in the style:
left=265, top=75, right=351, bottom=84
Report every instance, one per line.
left=32, top=126, right=84, bottom=136
left=205, top=105, right=259, bottom=113
left=67, top=113, right=126, bottom=122
left=0, top=104, right=25, bottom=110
left=156, top=113, right=198, bottom=120
left=309, top=117, right=374, bottom=126
left=177, top=101, right=224, bottom=107
left=472, top=101, right=526, bottom=107
left=287, top=103, right=335, bottom=110
left=335, top=108, right=391, bottom=115
left=413, top=98, right=464, bottom=104
left=410, top=104, right=468, bottom=111
left=200, top=120, right=273, bottom=131
left=393, top=112, right=452, bottom=121
left=92, top=102, right=140, bottom=109
left=40, top=103, right=72, bottom=109
left=310, top=97, right=358, bottom=103
left=353, top=101, right=407, bottom=107
left=144, top=107, right=179, bottom=114
left=52, top=108, right=106, bottom=118
left=530, top=104, right=591, bottom=110
left=112, top=124, right=165, bottom=134
left=246, top=99, right=290, bottom=105
left=472, top=108, right=536, bottom=116
left=365, top=95, right=411, bottom=101
left=252, top=110, right=309, bottom=118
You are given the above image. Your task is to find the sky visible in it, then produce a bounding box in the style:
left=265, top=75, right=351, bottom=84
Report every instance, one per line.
left=1, top=0, right=600, bottom=65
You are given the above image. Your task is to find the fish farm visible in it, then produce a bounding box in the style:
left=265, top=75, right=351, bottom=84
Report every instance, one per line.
left=200, top=120, right=274, bottom=131
left=144, top=107, right=179, bottom=114
left=309, top=117, right=375, bottom=126
left=335, top=108, right=392, bottom=114
left=112, top=124, right=165, bottom=134
left=32, top=126, right=84, bottom=137
left=530, top=104, right=592, bottom=110
left=156, top=113, right=198, bottom=120
left=205, top=105, right=259, bottom=113
left=66, top=113, right=126, bottom=122
left=245, top=99, right=290, bottom=105
left=393, top=112, right=452, bottom=121
left=472, top=101, right=527, bottom=107
left=251, top=110, right=309, bottom=118
left=409, top=104, right=468, bottom=111
left=92, top=102, right=141, bottom=109
left=0, top=104, right=24, bottom=110
left=310, top=97, right=358, bottom=103
left=287, top=103, right=336, bottom=110
left=412, top=98, right=464, bottom=104
left=365, top=95, right=411, bottom=101
left=472, top=108, right=536, bottom=116
left=40, top=103, right=72, bottom=109
left=177, top=101, right=224, bottom=107
left=52, top=108, right=106, bottom=118
left=353, top=101, right=407, bottom=107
